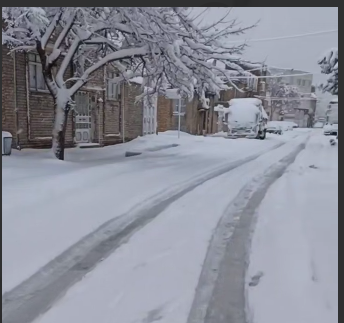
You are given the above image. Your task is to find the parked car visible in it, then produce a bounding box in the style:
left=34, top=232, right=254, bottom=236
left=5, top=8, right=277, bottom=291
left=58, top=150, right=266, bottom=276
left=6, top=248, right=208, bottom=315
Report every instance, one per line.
left=313, top=121, right=324, bottom=128
left=268, top=121, right=292, bottom=132
left=279, top=121, right=296, bottom=131
left=323, top=123, right=338, bottom=136
left=227, top=98, right=268, bottom=140
left=266, top=122, right=283, bottom=135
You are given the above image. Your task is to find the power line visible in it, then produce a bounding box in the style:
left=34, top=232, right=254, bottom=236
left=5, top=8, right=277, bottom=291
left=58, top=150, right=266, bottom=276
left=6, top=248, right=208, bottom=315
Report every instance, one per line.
left=257, top=97, right=318, bottom=101
left=226, top=29, right=338, bottom=43
left=229, top=72, right=320, bottom=79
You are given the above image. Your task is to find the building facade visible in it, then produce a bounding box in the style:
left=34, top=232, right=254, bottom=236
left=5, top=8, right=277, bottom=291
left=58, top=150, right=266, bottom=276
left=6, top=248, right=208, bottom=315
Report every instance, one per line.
left=2, top=46, right=145, bottom=150
left=265, top=67, right=316, bottom=126
left=157, top=94, right=216, bottom=135
left=156, top=63, right=267, bottom=136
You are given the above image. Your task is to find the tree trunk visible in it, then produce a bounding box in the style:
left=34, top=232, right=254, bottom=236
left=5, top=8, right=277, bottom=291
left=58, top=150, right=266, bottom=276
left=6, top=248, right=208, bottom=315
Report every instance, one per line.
left=53, top=103, right=70, bottom=160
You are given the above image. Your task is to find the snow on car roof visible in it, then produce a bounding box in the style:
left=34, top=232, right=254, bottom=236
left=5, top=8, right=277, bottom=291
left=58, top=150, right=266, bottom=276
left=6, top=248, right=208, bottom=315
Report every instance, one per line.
left=228, top=103, right=260, bottom=124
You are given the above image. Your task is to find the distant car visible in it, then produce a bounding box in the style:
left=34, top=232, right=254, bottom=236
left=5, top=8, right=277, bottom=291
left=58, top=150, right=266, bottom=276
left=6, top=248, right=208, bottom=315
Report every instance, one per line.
left=323, top=123, right=338, bottom=136
left=313, top=122, right=324, bottom=128
left=270, top=121, right=293, bottom=132
left=266, top=122, right=283, bottom=135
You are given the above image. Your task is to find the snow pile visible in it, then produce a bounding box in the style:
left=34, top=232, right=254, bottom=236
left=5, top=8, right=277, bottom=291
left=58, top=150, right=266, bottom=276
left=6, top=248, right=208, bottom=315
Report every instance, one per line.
left=247, top=133, right=338, bottom=323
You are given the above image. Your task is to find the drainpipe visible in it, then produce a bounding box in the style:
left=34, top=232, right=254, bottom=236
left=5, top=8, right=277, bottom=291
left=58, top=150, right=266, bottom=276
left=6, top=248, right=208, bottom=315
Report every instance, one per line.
left=121, top=83, right=125, bottom=143
left=25, top=53, right=31, bottom=141
left=13, top=52, right=21, bottom=149
left=102, top=66, right=106, bottom=144
left=97, top=96, right=102, bottom=145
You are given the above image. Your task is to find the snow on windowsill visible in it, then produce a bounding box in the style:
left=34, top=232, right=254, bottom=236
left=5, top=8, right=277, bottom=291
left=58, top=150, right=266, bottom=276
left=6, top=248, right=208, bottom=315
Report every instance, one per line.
left=83, top=86, right=105, bottom=91
left=105, top=134, right=121, bottom=137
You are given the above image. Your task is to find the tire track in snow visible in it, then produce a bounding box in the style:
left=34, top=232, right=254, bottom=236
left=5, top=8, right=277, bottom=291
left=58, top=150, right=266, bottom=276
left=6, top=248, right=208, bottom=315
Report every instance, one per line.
left=2, top=141, right=289, bottom=323
left=187, top=140, right=308, bottom=323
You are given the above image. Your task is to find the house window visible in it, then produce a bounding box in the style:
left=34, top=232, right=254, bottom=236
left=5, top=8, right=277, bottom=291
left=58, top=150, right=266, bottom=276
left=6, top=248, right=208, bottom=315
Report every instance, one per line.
left=28, top=53, right=48, bottom=92
left=173, top=98, right=186, bottom=115
left=247, top=77, right=258, bottom=92
left=107, top=71, right=120, bottom=100
left=302, top=80, right=306, bottom=86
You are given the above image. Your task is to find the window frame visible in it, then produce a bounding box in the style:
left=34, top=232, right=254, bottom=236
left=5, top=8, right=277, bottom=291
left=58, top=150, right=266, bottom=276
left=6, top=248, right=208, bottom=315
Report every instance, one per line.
left=172, top=98, right=187, bottom=116
left=28, top=53, right=49, bottom=93
left=106, top=71, right=121, bottom=101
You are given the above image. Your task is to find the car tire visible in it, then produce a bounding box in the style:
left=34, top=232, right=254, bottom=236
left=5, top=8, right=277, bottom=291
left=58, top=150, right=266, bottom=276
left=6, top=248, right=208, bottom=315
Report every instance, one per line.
left=259, top=130, right=267, bottom=140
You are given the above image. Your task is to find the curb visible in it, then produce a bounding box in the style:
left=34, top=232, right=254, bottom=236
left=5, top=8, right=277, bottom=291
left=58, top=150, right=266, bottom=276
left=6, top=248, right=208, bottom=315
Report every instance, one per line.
left=125, top=143, right=179, bottom=157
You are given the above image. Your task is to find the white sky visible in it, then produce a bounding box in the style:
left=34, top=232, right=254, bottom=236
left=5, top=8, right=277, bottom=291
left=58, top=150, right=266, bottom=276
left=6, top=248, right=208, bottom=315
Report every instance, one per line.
left=193, top=7, right=338, bottom=85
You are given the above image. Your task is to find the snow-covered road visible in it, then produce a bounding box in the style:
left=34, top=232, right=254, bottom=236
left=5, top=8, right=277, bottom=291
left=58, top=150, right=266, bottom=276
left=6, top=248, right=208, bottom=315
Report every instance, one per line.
left=2, top=131, right=298, bottom=295
left=3, top=130, right=336, bottom=323
left=247, top=132, right=338, bottom=323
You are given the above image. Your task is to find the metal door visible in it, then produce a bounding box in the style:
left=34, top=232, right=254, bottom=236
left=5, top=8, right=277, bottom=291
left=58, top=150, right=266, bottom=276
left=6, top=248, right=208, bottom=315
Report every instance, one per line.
left=74, top=92, right=91, bottom=143
left=143, top=93, right=157, bottom=135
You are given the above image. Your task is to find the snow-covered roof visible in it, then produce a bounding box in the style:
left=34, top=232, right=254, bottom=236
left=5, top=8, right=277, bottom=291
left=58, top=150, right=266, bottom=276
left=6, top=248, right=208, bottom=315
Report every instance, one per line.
left=208, top=59, right=263, bottom=73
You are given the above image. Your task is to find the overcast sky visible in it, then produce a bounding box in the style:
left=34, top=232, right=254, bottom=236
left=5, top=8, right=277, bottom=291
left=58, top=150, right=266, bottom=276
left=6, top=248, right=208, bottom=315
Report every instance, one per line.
left=194, top=7, right=338, bottom=85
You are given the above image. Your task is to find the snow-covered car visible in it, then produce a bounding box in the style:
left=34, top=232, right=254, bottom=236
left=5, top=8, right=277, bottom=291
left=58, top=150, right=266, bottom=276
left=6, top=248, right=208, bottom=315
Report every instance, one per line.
left=267, top=121, right=292, bottom=132
left=266, top=122, right=283, bottom=135
left=323, top=123, right=338, bottom=136
left=227, top=98, right=268, bottom=140
left=280, top=121, right=296, bottom=131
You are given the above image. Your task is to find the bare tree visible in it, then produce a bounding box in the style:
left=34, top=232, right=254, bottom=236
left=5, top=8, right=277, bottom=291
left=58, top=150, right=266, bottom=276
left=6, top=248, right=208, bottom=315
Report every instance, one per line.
left=269, top=81, right=301, bottom=121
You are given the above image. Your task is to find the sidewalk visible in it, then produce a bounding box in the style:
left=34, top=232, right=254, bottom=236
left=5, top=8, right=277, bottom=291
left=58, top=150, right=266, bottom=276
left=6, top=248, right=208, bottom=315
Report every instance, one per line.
left=247, top=132, right=338, bottom=323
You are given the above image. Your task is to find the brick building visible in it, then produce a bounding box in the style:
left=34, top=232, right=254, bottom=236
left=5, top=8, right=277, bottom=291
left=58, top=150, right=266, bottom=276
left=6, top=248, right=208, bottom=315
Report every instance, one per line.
left=2, top=45, right=145, bottom=150
left=156, top=61, right=267, bottom=136
left=157, top=92, right=218, bottom=136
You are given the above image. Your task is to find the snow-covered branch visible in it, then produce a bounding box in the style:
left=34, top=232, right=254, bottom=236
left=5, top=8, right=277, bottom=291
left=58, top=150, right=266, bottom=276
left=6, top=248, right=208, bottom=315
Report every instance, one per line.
left=2, top=6, right=258, bottom=160
left=318, top=48, right=338, bottom=96
left=69, top=46, right=148, bottom=95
